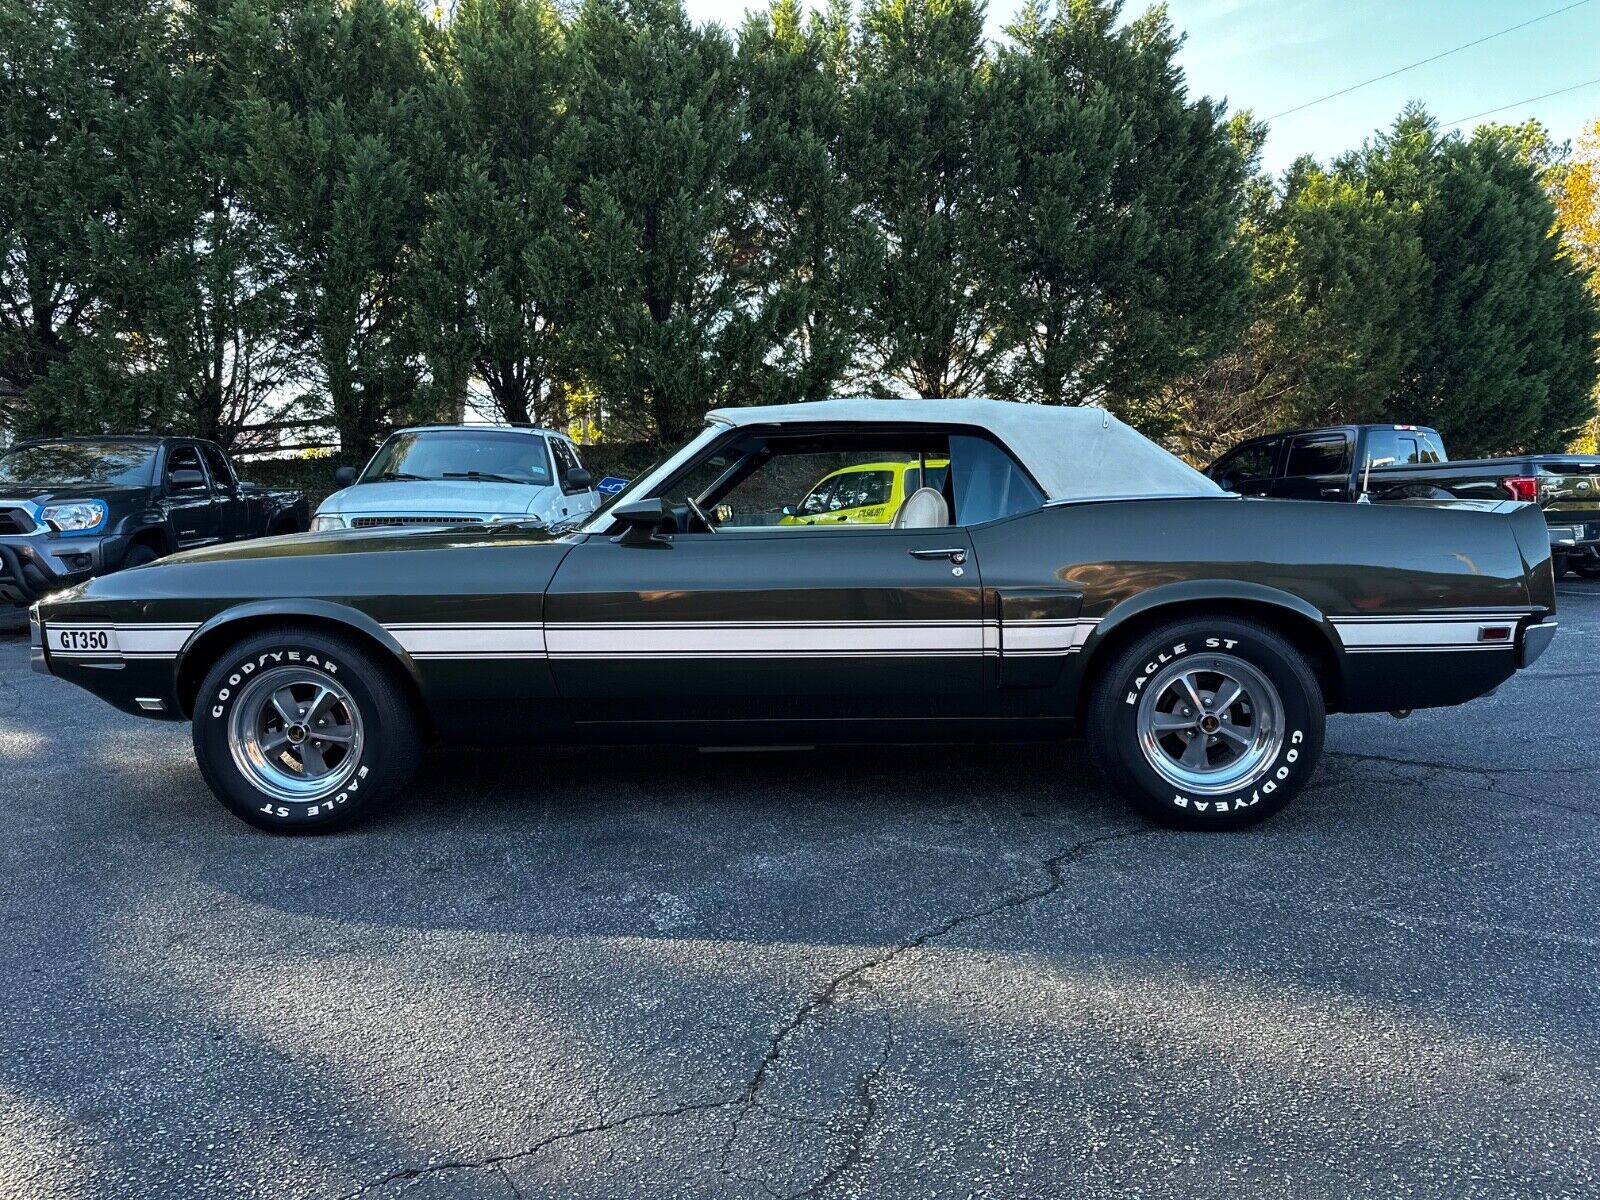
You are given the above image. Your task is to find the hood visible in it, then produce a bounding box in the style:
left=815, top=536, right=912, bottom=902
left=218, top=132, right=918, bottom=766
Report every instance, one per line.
left=0, top=484, right=148, bottom=508
left=319, top=479, right=556, bottom=519
left=160, top=522, right=569, bottom=567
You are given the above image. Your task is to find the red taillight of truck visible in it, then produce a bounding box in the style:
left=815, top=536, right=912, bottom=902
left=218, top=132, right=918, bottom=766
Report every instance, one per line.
left=1501, top=476, right=1538, bottom=503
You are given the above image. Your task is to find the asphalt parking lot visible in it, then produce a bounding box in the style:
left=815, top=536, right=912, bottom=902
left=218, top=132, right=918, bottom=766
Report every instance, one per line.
left=1, top=583, right=1598, bottom=1199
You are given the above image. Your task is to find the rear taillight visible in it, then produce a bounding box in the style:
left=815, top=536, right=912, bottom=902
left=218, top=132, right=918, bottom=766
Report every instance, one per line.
left=1502, top=477, right=1538, bottom=503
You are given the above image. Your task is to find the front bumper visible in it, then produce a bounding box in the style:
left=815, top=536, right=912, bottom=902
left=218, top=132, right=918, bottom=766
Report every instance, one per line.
left=0, top=533, right=122, bottom=606
left=1520, top=618, right=1557, bottom=669
left=29, top=603, right=47, bottom=674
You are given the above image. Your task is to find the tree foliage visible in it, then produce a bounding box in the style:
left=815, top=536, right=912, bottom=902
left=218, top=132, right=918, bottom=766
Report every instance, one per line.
left=987, top=0, right=1248, bottom=422
left=0, top=0, right=1592, bottom=460
left=1170, top=106, right=1598, bottom=459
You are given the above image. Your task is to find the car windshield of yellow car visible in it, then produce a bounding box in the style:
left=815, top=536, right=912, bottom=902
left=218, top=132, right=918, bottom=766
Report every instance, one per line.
left=798, top=469, right=894, bottom=516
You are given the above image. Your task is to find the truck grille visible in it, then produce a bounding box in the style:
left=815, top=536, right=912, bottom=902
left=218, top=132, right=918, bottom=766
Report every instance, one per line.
left=0, top=508, right=36, bottom=535
left=350, top=515, right=480, bottom=529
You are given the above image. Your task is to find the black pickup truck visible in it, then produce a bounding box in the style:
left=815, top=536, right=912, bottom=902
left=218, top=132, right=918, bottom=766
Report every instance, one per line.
left=1206, top=424, right=1600, bottom=576
left=0, top=436, right=308, bottom=606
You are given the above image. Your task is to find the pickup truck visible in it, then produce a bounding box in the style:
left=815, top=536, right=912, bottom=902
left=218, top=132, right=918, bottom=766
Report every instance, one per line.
left=0, top=436, right=308, bottom=606
left=1206, top=424, right=1600, bottom=576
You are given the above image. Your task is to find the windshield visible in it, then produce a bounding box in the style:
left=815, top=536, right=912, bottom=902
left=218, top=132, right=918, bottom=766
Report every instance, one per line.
left=0, top=441, right=159, bottom=487
left=361, top=430, right=553, bottom=486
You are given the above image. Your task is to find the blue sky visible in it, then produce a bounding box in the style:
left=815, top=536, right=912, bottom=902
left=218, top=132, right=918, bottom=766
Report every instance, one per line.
left=681, top=0, right=1600, bottom=176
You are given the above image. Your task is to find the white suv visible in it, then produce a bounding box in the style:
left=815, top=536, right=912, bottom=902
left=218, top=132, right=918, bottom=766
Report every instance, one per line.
left=312, top=425, right=600, bottom=532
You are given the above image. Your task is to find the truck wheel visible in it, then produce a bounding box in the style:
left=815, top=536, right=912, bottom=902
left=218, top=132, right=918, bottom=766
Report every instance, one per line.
left=192, top=626, right=420, bottom=834
left=1085, top=618, right=1325, bottom=831
left=1552, top=553, right=1569, bottom=579
left=1575, top=560, right=1600, bottom=579
left=120, top=544, right=158, bottom=570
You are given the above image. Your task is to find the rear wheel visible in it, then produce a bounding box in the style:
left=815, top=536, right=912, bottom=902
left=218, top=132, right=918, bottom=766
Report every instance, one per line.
left=1574, top=559, right=1600, bottom=579
left=192, top=627, right=420, bottom=833
left=1085, top=618, right=1325, bottom=830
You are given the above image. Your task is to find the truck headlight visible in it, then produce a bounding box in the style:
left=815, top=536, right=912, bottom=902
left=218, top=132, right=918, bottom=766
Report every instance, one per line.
left=40, top=500, right=108, bottom=534
left=312, top=514, right=347, bottom=531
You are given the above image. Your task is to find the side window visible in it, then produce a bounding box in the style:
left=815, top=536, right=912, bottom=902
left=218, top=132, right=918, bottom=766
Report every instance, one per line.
left=166, top=445, right=206, bottom=491
left=1364, top=429, right=1402, bottom=469
left=664, top=432, right=950, bottom=530
left=948, top=435, right=1042, bottom=525
left=1211, top=442, right=1276, bottom=490
left=1284, top=435, right=1351, bottom=478
left=550, top=438, right=584, bottom=492
left=199, top=444, right=236, bottom=492
left=1417, top=433, right=1444, bottom=464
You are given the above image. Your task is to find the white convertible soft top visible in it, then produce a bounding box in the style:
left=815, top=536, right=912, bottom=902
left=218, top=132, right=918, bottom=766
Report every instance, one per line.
left=706, top=397, right=1223, bottom=502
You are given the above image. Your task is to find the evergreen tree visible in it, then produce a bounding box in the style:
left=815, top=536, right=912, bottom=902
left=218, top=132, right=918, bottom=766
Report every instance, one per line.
left=732, top=0, right=877, bottom=406
left=1352, top=110, right=1598, bottom=454
left=413, top=0, right=573, bottom=427
left=561, top=0, right=763, bottom=443
left=98, top=0, right=298, bottom=447
left=231, top=0, right=436, bottom=454
left=848, top=0, right=999, bottom=397
left=0, top=0, right=158, bottom=436
left=985, top=0, right=1249, bottom=420
left=1249, top=160, right=1424, bottom=429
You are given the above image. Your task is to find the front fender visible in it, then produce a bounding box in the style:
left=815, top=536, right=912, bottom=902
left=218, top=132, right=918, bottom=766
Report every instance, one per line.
left=175, top=598, right=424, bottom=717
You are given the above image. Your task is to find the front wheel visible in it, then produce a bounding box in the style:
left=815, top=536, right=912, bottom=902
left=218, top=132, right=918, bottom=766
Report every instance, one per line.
left=192, top=627, right=420, bottom=833
left=1085, top=618, right=1325, bottom=830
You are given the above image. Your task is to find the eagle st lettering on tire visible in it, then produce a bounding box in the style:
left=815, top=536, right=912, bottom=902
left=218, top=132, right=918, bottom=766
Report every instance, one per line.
left=1087, top=617, right=1326, bottom=831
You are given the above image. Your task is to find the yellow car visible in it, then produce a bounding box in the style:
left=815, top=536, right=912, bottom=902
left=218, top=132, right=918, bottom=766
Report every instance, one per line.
left=780, top=459, right=950, bottom=526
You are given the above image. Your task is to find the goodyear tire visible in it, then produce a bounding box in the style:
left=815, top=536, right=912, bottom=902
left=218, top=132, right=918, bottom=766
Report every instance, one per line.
left=192, top=626, right=420, bottom=834
left=1086, top=618, right=1325, bottom=830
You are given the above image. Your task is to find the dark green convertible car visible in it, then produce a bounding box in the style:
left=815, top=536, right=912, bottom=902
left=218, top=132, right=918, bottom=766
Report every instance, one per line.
left=30, top=399, right=1558, bottom=834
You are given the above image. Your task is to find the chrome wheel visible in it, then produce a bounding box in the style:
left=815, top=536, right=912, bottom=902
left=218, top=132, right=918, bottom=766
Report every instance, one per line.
left=228, top=667, right=364, bottom=803
left=1136, top=654, right=1284, bottom=795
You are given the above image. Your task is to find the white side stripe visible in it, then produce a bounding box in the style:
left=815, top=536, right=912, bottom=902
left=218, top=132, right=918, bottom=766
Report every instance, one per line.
left=546, top=621, right=986, bottom=659
left=387, top=623, right=546, bottom=660
left=1001, top=619, right=1097, bottom=657
left=1331, top=613, right=1526, bottom=653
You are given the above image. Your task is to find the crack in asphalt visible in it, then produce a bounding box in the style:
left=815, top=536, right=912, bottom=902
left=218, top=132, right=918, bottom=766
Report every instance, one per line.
left=776, top=1018, right=896, bottom=1200
left=1326, top=750, right=1600, bottom=820
left=337, top=826, right=1151, bottom=1200
left=1327, top=749, right=1600, bottom=778
left=717, top=825, right=1153, bottom=1190
left=333, top=1096, right=740, bottom=1199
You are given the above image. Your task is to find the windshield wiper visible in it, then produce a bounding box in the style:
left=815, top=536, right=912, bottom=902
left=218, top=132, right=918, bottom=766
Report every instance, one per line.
left=443, top=471, right=530, bottom=484
left=370, top=471, right=428, bottom=481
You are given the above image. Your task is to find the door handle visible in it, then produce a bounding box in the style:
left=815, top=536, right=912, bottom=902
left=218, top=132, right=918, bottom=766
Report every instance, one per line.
left=910, top=546, right=967, bottom=564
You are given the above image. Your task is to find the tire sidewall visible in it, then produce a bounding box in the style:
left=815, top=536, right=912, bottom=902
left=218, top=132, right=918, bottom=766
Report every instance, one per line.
left=1103, top=623, right=1322, bottom=826
left=193, top=634, right=389, bottom=832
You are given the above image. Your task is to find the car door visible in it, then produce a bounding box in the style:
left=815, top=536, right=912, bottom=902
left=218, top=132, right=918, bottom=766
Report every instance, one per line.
left=1270, top=433, right=1354, bottom=501
left=162, top=443, right=222, bottom=548
left=198, top=443, right=249, bottom=540
left=543, top=428, right=985, bottom=728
